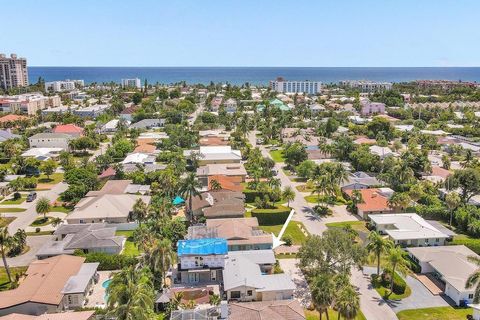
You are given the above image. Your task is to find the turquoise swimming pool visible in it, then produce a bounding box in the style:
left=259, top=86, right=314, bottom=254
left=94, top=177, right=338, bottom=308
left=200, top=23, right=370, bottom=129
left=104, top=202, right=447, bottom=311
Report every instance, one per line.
left=102, top=279, right=112, bottom=303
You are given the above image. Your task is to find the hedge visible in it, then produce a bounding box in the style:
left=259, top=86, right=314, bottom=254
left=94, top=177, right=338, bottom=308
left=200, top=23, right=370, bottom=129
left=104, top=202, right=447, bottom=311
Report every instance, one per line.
left=251, top=205, right=291, bottom=225
left=74, top=251, right=137, bottom=270
left=380, top=271, right=407, bottom=294
left=244, top=189, right=265, bottom=203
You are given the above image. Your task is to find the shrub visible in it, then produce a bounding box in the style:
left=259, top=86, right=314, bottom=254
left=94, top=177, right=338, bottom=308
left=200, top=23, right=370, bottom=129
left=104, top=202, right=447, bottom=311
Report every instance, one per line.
left=35, top=227, right=40, bottom=233
left=13, top=192, right=21, bottom=200
left=380, top=271, right=406, bottom=294
left=283, top=234, right=293, bottom=246
left=407, top=256, right=421, bottom=273
left=251, top=206, right=290, bottom=225
left=74, top=251, right=137, bottom=270
left=313, top=205, right=332, bottom=216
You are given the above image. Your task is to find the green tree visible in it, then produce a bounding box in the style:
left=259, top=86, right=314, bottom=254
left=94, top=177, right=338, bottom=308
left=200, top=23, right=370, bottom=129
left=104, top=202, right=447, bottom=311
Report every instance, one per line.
left=447, top=168, right=480, bottom=203
left=106, top=266, right=155, bottom=320
left=180, top=173, right=202, bottom=221
left=282, top=186, right=296, bottom=208
left=311, top=273, right=335, bottom=320
left=445, top=192, right=461, bottom=226
left=40, top=159, right=58, bottom=180
left=386, top=247, right=410, bottom=293
left=283, top=142, right=308, bottom=168
left=0, top=227, right=13, bottom=283
left=132, top=198, right=148, bottom=227
left=466, top=255, right=480, bottom=303
left=142, top=238, right=175, bottom=288
left=36, top=197, right=51, bottom=220
left=336, top=284, right=360, bottom=320
left=366, top=231, right=393, bottom=275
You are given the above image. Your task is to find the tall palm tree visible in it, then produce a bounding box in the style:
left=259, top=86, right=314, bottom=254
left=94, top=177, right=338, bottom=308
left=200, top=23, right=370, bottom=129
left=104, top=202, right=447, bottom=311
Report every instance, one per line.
left=142, top=238, right=175, bottom=288
left=366, top=231, right=393, bottom=275
left=132, top=198, right=148, bottom=226
left=180, top=173, right=202, bottom=221
left=445, top=192, right=461, bottom=227
left=282, top=186, right=296, bottom=208
left=311, top=273, right=335, bottom=320
left=466, top=255, right=480, bottom=303
left=462, top=149, right=474, bottom=168
left=35, top=197, right=51, bottom=220
left=106, top=266, right=155, bottom=320
left=386, top=247, right=410, bottom=293
left=0, top=227, right=13, bottom=283
left=336, top=284, right=360, bottom=320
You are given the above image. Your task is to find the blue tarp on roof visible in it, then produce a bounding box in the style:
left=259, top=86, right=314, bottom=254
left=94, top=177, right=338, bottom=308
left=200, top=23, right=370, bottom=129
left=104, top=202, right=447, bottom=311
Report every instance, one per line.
left=177, top=238, right=228, bottom=256
left=172, top=196, right=185, bottom=205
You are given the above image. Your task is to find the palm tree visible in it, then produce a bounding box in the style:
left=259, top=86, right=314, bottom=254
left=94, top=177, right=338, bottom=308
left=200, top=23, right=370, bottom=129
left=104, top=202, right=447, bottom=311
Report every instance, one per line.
left=209, top=294, right=221, bottom=306
left=466, top=255, right=480, bottom=303
left=142, top=238, right=175, bottom=288
left=312, top=174, right=334, bottom=207
left=106, top=266, right=155, bottom=320
left=311, top=273, right=335, bottom=320
left=132, top=198, right=148, bottom=226
left=462, top=149, right=474, bottom=168
left=366, top=231, right=393, bottom=275
left=35, top=197, right=51, bottom=220
left=282, top=186, right=296, bottom=208
left=51, top=217, right=63, bottom=228
left=180, top=173, right=202, bottom=221
left=445, top=192, right=461, bottom=226
left=210, top=179, right=222, bottom=191
left=336, top=284, right=360, bottom=320
left=0, top=227, right=13, bottom=283
left=388, top=192, right=411, bottom=212
left=386, top=247, right=411, bottom=293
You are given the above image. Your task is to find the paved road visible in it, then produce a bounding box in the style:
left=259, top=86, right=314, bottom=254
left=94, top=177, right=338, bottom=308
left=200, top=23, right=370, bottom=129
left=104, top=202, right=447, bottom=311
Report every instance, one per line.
left=351, top=268, right=399, bottom=320
left=4, top=182, right=68, bottom=235
left=6, top=235, right=53, bottom=267
left=279, top=259, right=311, bottom=307
left=188, top=102, right=205, bottom=126
left=89, top=141, right=111, bottom=161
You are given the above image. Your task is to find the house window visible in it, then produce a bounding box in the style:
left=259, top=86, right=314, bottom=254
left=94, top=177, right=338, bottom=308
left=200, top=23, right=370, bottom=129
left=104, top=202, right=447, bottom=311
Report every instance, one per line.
left=469, top=294, right=474, bottom=299
left=231, top=291, right=241, bottom=299
left=247, top=290, right=253, bottom=296
left=436, top=238, right=440, bottom=242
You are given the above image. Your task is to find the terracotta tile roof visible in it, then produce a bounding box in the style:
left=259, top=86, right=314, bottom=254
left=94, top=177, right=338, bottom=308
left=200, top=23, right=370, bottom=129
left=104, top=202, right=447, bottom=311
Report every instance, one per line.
left=431, top=166, right=452, bottom=179
left=0, top=255, right=85, bottom=309
left=208, top=175, right=243, bottom=192
left=134, top=138, right=157, bottom=153
left=52, top=124, right=84, bottom=135
left=354, top=137, right=377, bottom=145
left=98, top=166, right=116, bottom=179
left=0, top=311, right=95, bottom=320
left=0, top=114, right=28, bottom=123
left=199, top=137, right=229, bottom=146
left=229, top=300, right=305, bottom=320
left=345, top=188, right=391, bottom=212
left=120, top=105, right=139, bottom=115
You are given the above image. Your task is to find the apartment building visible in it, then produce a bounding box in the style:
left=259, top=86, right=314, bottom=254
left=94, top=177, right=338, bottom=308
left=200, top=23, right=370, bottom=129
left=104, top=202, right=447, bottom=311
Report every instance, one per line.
left=45, top=80, right=84, bottom=92
left=0, top=93, right=61, bottom=115
left=121, top=78, right=141, bottom=89
left=340, top=80, right=393, bottom=92
left=270, top=77, right=321, bottom=95
left=0, top=53, right=28, bottom=90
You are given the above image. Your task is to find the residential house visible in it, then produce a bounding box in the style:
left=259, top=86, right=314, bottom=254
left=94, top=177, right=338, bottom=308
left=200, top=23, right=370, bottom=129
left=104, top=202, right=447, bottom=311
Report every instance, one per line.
left=174, top=238, right=227, bottom=285
left=210, top=97, right=223, bottom=112
left=52, top=124, right=84, bottom=137
left=0, top=311, right=95, bottom=320
left=119, top=105, right=139, bottom=122
left=129, top=118, right=165, bottom=130
left=344, top=188, right=392, bottom=219
left=188, top=190, right=245, bottom=219
left=369, top=213, right=449, bottom=247
left=188, top=218, right=273, bottom=251
left=309, top=103, right=325, bottom=115
left=65, top=194, right=150, bottom=224
left=369, top=145, right=395, bottom=159
left=28, top=133, right=72, bottom=150
left=184, top=146, right=242, bottom=165
left=100, top=119, right=121, bottom=133
left=21, top=147, right=63, bottom=161
left=224, top=98, right=237, bottom=113
left=0, top=129, right=19, bottom=142
left=223, top=249, right=295, bottom=301
left=341, top=172, right=382, bottom=191
left=407, top=245, right=478, bottom=306
left=0, top=255, right=98, bottom=316
left=229, top=300, right=305, bottom=320
left=360, top=99, right=385, bottom=116
left=74, top=104, right=109, bottom=118
left=422, top=166, right=452, bottom=183
left=196, top=163, right=247, bottom=189
left=36, top=223, right=125, bottom=259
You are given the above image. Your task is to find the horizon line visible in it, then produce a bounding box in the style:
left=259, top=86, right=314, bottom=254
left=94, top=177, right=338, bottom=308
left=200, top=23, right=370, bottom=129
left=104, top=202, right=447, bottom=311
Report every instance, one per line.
left=29, top=65, right=480, bottom=68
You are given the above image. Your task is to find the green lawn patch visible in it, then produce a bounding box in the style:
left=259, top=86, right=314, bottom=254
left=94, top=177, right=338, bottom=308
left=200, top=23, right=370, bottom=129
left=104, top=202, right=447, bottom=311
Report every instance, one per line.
left=374, top=281, right=412, bottom=300
left=251, top=205, right=291, bottom=225
left=304, top=194, right=347, bottom=205
left=296, top=184, right=313, bottom=193
left=326, top=220, right=369, bottom=244
left=116, top=230, right=140, bottom=256
left=30, top=216, right=54, bottom=227
left=305, top=308, right=366, bottom=320
left=50, top=205, right=73, bottom=213
left=0, top=217, right=16, bottom=227
left=396, top=306, right=472, bottom=320
left=450, top=234, right=480, bottom=254
left=269, top=149, right=285, bottom=162
left=1, top=195, right=26, bottom=205
left=0, top=266, right=28, bottom=291
left=0, top=208, right=26, bottom=213
left=26, top=230, right=54, bottom=236
left=36, top=173, right=64, bottom=185
left=259, top=221, right=308, bottom=245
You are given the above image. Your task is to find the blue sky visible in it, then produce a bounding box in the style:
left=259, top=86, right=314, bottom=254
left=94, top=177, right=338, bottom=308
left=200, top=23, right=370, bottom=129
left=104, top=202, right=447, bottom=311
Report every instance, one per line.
left=2, top=0, right=479, bottom=67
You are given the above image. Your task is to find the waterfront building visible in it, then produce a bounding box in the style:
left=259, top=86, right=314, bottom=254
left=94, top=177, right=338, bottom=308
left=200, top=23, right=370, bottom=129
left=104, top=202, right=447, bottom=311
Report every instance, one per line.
left=121, top=78, right=141, bottom=89
left=0, top=53, right=28, bottom=90
left=270, top=77, right=321, bottom=95
left=340, top=80, right=393, bottom=92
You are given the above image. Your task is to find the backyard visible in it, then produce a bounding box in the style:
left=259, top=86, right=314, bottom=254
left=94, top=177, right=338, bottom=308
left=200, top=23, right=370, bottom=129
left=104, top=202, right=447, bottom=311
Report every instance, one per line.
left=269, top=149, right=285, bottom=163
left=116, top=230, right=140, bottom=256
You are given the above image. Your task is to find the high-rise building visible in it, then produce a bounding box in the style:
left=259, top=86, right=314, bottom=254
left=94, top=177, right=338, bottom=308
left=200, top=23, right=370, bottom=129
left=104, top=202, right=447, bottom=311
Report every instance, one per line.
left=0, top=53, right=29, bottom=90
left=121, top=78, right=141, bottom=89
left=45, top=79, right=84, bottom=92
left=270, top=77, right=322, bottom=95
left=340, top=80, right=393, bottom=92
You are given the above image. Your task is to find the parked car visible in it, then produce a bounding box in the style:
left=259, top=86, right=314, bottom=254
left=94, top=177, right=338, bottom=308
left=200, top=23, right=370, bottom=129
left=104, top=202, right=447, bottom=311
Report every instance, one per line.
left=26, top=192, right=37, bottom=202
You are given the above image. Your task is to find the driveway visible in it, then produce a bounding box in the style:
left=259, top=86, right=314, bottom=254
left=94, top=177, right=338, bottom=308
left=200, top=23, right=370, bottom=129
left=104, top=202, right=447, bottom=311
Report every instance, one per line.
left=4, top=182, right=68, bottom=235
left=278, top=259, right=311, bottom=307
left=351, top=267, right=398, bottom=320
left=6, top=235, right=53, bottom=267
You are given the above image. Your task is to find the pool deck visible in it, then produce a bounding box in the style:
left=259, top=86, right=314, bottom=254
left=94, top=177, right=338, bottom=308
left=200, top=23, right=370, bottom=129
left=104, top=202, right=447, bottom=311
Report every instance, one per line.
left=86, top=270, right=116, bottom=309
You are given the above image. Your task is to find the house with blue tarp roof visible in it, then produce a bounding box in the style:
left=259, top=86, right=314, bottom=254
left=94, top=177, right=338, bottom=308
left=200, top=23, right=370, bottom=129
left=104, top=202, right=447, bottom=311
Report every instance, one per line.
left=174, top=238, right=227, bottom=285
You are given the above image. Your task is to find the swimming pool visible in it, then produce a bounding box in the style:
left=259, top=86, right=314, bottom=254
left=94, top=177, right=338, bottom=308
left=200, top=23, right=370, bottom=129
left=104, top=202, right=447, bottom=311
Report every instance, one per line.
left=305, top=145, right=319, bottom=150
left=102, top=279, right=112, bottom=303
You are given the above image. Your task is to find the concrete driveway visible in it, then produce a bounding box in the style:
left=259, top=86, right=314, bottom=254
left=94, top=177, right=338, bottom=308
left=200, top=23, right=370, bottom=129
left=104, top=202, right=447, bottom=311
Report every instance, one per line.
left=279, top=259, right=311, bottom=307
left=6, top=235, right=53, bottom=267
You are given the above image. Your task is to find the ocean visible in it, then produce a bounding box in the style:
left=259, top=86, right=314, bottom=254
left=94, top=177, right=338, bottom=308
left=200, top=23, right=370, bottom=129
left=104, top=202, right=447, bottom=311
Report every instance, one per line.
left=28, top=67, right=480, bottom=86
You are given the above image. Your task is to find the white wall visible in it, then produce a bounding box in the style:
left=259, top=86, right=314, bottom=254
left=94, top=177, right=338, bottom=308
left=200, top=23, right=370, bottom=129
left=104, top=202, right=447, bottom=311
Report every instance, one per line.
left=180, top=254, right=225, bottom=269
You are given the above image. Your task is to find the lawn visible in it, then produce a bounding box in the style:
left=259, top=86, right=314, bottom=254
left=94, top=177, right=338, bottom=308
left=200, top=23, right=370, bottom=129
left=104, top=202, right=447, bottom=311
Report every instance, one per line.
left=1, top=195, right=26, bottom=205
left=269, top=149, right=285, bottom=162
left=26, top=230, right=54, bottom=236
left=116, top=230, right=140, bottom=256
left=0, top=217, right=15, bottom=227
left=36, top=173, right=64, bottom=185
left=296, top=184, right=313, bottom=193
left=396, top=306, right=472, bottom=320
left=326, top=221, right=370, bottom=244
left=0, top=266, right=27, bottom=291
left=305, top=308, right=366, bottom=320
left=259, top=221, right=308, bottom=245
left=450, top=234, right=480, bottom=254
left=0, top=208, right=26, bottom=213
left=30, top=216, right=54, bottom=227
left=50, top=205, right=73, bottom=213
left=304, top=194, right=347, bottom=205
left=373, top=278, right=412, bottom=300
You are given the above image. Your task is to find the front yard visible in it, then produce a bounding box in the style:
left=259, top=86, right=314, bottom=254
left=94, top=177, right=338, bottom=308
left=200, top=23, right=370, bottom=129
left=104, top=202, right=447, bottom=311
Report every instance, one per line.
left=326, top=221, right=370, bottom=244
left=0, top=217, right=16, bottom=227
left=450, top=233, right=480, bottom=254
left=269, top=149, right=285, bottom=162
left=259, top=221, right=309, bottom=245
left=0, top=266, right=27, bottom=291
left=1, top=195, right=26, bottom=205
left=305, top=308, right=366, bottom=320
left=396, top=306, right=472, bottom=320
